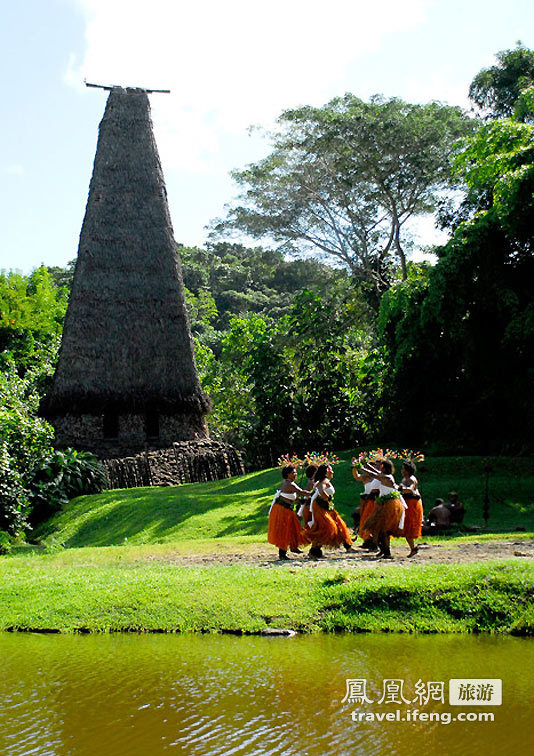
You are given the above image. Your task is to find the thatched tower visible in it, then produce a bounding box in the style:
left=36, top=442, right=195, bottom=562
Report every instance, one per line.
left=42, top=86, right=211, bottom=459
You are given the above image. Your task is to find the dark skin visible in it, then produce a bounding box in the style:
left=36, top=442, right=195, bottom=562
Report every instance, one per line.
left=400, top=463, right=419, bottom=557
left=361, top=461, right=396, bottom=488
left=360, top=460, right=396, bottom=558
left=280, top=469, right=308, bottom=497
left=315, top=465, right=334, bottom=502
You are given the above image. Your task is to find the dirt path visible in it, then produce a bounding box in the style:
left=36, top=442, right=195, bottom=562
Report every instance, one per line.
left=147, top=538, right=534, bottom=568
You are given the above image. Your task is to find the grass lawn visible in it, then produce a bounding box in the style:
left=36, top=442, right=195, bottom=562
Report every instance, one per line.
left=1, top=548, right=532, bottom=634
left=31, top=453, right=534, bottom=549
left=1, top=454, right=532, bottom=635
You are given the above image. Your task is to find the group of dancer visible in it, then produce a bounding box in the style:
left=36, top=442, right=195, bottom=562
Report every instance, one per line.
left=267, top=457, right=424, bottom=560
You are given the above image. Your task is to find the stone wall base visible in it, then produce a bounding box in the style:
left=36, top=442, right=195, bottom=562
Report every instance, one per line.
left=102, top=440, right=245, bottom=489
left=51, top=412, right=209, bottom=459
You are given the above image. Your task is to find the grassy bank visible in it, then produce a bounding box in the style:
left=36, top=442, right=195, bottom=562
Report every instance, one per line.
left=32, top=454, right=534, bottom=549
left=0, top=547, right=532, bottom=634
left=1, top=454, right=532, bottom=636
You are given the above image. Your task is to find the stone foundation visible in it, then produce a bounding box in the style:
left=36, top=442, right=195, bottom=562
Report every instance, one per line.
left=102, top=439, right=245, bottom=489
left=51, top=412, right=209, bottom=459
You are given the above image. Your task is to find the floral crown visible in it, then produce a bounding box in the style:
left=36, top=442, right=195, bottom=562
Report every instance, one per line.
left=277, top=451, right=340, bottom=468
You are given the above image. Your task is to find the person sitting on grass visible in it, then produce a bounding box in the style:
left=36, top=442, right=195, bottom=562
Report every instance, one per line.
left=268, top=466, right=310, bottom=560
left=426, top=498, right=452, bottom=532
left=446, top=491, right=466, bottom=524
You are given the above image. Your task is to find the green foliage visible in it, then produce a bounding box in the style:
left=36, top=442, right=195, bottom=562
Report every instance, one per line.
left=0, top=368, right=106, bottom=534
left=0, top=266, right=67, bottom=373
left=181, top=242, right=351, bottom=335
left=29, top=448, right=107, bottom=527
left=378, top=113, right=534, bottom=450
left=213, top=95, right=471, bottom=292
left=0, top=441, right=31, bottom=537
left=453, top=118, right=534, bottom=240
left=200, top=284, right=380, bottom=465
left=469, top=43, right=534, bottom=121
left=0, top=531, right=12, bottom=555
left=0, top=369, right=51, bottom=534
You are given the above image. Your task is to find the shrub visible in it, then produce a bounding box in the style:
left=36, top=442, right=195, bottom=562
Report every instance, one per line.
left=29, top=449, right=107, bottom=526
left=0, top=530, right=12, bottom=555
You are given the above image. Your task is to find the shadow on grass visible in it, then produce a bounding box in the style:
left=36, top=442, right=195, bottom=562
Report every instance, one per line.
left=34, top=469, right=279, bottom=547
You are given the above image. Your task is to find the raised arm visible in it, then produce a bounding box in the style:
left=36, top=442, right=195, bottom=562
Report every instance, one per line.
left=351, top=466, right=367, bottom=483
left=361, top=463, right=394, bottom=486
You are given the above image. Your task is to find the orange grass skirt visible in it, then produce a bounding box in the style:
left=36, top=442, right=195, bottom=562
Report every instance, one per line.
left=400, top=496, right=424, bottom=539
left=307, top=502, right=352, bottom=549
left=268, top=503, right=310, bottom=551
left=362, top=495, right=404, bottom=536
left=359, top=497, right=377, bottom=540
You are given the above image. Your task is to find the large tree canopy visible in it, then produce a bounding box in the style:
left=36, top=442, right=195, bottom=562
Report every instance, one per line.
left=378, top=114, right=534, bottom=451
left=469, top=43, right=534, bottom=121
left=213, top=95, right=471, bottom=297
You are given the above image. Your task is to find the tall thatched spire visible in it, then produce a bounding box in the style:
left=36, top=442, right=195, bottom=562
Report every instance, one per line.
left=42, top=87, right=210, bottom=457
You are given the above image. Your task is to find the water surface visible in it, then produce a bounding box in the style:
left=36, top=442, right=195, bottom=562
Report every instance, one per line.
left=0, top=633, right=532, bottom=756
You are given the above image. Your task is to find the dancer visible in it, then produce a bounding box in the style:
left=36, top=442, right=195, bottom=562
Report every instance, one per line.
left=307, top=464, right=353, bottom=559
left=360, top=458, right=406, bottom=559
left=268, top=466, right=310, bottom=560
left=297, top=464, right=317, bottom=529
left=351, top=457, right=379, bottom=551
left=399, top=460, right=424, bottom=557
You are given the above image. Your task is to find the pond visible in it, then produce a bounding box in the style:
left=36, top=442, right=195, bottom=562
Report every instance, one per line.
left=0, top=633, right=532, bottom=755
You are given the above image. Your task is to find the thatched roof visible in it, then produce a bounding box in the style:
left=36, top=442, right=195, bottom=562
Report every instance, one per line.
left=42, top=87, right=209, bottom=418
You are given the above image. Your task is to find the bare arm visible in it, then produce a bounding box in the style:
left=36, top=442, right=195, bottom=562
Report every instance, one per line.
left=362, top=464, right=395, bottom=487
left=352, top=467, right=367, bottom=482
left=281, top=481, right=308, bottom=497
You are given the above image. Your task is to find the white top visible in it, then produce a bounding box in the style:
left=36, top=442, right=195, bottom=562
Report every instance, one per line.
left=375, top=474, right=397, bottom=497
left=401, top=476, right=420, bottom=497
left=278, top=490, right=298, bottom=500
left=308, top=482, right=335, bottom=527
left=270, top=488, right=297, bottom=514
left=363, top=478, right=380, bottom=494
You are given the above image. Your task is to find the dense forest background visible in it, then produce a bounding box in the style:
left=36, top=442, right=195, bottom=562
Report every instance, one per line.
left=1, top=45, right=533, bottom=536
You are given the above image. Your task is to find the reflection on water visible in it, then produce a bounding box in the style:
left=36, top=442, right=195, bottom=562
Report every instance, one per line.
left=0, top=632, right=533, bottom=756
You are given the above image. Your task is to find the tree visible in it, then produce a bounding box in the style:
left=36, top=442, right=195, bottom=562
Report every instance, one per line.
left=213, top=95, right=471, bottom=299
left=0, top=267, right=67, bottom=376
left=378, top=118, right=534, bottom=451
left=453, top=118, right=534, bottom=243
left=469, top=43, right=534, bottom=121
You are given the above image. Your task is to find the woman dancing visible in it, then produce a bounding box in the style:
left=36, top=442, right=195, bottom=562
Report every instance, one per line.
left=399, top=460, right=424, bottom=557
left=351, top=458, right=379, bottom=551
left=360, top=458, right=406, bottom=559
left=307, top=464, right=353, bottom=559
left=268, top=466, right=310, bottom=560
left=297, top=464, right=317, bottom=529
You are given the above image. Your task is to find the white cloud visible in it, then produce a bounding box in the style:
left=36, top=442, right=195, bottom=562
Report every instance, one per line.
left=67, top=0, right=431, bottom=171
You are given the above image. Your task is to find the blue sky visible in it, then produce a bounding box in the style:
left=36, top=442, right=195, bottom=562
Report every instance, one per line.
left=1, top=0, right=533, bottom=274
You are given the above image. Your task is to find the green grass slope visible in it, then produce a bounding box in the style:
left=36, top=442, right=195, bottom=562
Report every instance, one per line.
left=33, top=454, right=534, bottom=549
